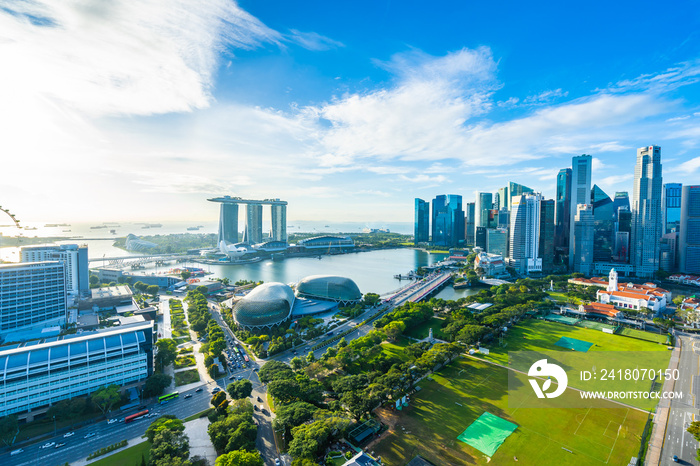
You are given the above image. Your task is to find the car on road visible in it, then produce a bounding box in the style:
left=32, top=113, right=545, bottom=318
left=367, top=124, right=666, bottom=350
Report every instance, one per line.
left=84, top=433, right=96, bottom=439
left=275, top=459, right=280, bottom=466
left=260, top=407, right=267, bottom=415
left=212, top=387, right=221, bottom=393
left=196, top=387, right=204, bottom=392
left=253, top=404, right=258, bottom=411
left=41, top=442, right=55, bottom=449
left=63, top=432, right=75, bottom=438
left=107, top=418, right=118, bottom=424
left=228, top=375, right=235, bottom=380
left=673, top=455, right=679, bottom=463
left=184, top=394, right=193, bottom=399
left=55, top=443, right=66, bottom=449
left=257, top=396, right=262, bottom=402
left=10, top=448, right=24, bottom=456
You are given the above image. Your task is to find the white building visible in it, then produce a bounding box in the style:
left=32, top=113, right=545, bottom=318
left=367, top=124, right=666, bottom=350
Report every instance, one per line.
left=596, top=268, right=668, bottom=312
left=509, top=193, right=542, bottom=274
left=474, top=252, right=507, bottom=277
left=20, top=244, right=89, bottom=296
left=0, top=321, right=153, bottom=420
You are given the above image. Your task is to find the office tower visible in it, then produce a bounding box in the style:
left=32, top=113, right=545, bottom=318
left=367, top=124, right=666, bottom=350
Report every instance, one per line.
left=475, top=192, right=493, bottom=230
left=20, top=244, right=89, bottom=296
left=493, top=192, right=500, bottom=211
left=475, top=226, right=487, bottom=250
left=509, top=193, right=542, bottom=274
left=591, top=185, right=615, bottom=262
left=613, top=208, right=632, bottom=262
left=613, top=192, right=630, bottom=220
left=539, top=199, right=555, bottom=273
left=271, top=203, right=287, bottom=242
left=497, top=187, right=508, bottom=210
left=218, top=203, right=239, bottom=243
left=555, top=169, right=572, bottom=254
left=497, top=208, right=510, bottom=230
left=569, top=155, right=592, bottom=269
left=0, top=261, right=67, bottom=335
left=432, top=195, right=448, bottom=246
left=487, top=228, right=508, bottom=257
left=465, top=202, right=475, bottom=246
left=631, top=145, right=663, bottom=278
left=662, top=183, right=682, bottom=234
left=572, top=204, right=594, bottom=275
left=679, top=185, right=700, bottom=274
left=0, top=321, right=153, bottom=419
left=244, top=203, right=263, bottom=244
left=508, top=182, right=534, bottom=210
left=446, top=194, right=465, bottom=247
left=487, top=209, right=499, bottom=229
left=660, top=232, right=678, bottom=273
left=414, top=198, right=430, bottom=244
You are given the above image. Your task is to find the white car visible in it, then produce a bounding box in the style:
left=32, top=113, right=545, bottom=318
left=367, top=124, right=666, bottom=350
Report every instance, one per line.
left=107, top=418, right=118, bottom=424
left=41, top=442, right=55, bottom=449
left=275, top=459, right=280, bottom=466
left=84, top=432, right=96, bottom=439
left=63, top=432, right=75, bottom=438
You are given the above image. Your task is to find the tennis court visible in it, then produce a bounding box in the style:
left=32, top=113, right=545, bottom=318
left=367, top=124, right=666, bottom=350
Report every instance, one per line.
left=457, top=411, right=518, bottom=457
left=544, top=313, right=580, bottom=325
left=577, top=320, right=616, bottom=332
left=554, top=336, right=594, bottom=352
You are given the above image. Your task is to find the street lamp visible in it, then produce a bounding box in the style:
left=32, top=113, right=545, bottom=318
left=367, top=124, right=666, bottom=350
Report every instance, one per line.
left=53, top=415, right=56, bottom=436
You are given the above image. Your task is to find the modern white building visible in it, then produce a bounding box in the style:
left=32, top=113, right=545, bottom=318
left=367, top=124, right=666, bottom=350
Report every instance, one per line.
left=509, top=193, right=542, bottom=274
left=0, top=321, right=154, bottom=420
left=20, top=244, right=89, bottom=296
left=0, top=262, right=68, bottom=337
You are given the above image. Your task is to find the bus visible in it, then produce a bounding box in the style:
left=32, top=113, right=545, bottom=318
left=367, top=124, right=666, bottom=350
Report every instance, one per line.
left=125, top=410, right=149, bottom=423
left=233, top=347, right=241, bottom=355
left=159, top=392, right=179, bottom=404
left=243, top=355, right=249, bottom=362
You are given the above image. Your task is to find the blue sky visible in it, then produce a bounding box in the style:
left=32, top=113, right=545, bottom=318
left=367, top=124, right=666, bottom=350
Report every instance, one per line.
left=1, top=0, right=700, bottom=224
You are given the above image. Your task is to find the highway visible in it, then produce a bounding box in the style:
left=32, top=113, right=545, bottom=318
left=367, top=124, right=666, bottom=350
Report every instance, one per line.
left=661, top=333, right=700, bottom=465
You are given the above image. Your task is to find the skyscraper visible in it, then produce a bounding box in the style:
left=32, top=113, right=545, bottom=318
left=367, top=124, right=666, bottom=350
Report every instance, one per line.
left=509, top=193, right=542, bottom=274
left=631, top=145, right=663, bottom=278
left=497, top=187, right=508, bottom=210
left=465, top=202, right=475, bottom=246
left=446, top=194, right=465, bottom=247
left=20, top=244, right=89, bottom=296
left=414, top=198, right=430, bottom=244
left=244, top=203, right=263, bottom=244
left=613, top=192, right=630, bottom=220
left=218, top=203, right=239, bottom=243
left=487, top=228, right=508, bottom=256
left=475, top=192, right=493, bottom=230
left=679, top=185, right=700, bottom=274
left=572, top=204, right=595, bottom=275
left=271, top=203, right=287, bottom=242
left=591, top=185, right=615, bottom=262
left=539, top=199, right=555, bottom=273
left=662, top=183, right=682, bottom=234
left=569, top=155, right=592, bottom=269
left=432, top=195, right=448, bottom=247
left=555, top=168, right=572, bottom=255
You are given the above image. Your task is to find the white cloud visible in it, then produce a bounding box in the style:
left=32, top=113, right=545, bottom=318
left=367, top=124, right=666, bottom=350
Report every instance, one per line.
left=606, top=59, right=700, bottom=93
left=0, top=0, right=280, bottom=116
left=597, top=174, right=633, bottom=187
left=522, top=88, right=568, bottom=105
left=670, top=156, right=700, bottom=173
left=287, top=30, right=344, bottom=51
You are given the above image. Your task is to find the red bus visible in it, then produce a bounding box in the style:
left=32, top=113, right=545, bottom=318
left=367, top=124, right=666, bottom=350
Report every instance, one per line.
left=124, top=410, right=149, bottom=423
left=243, top=355, right=249, bottom=362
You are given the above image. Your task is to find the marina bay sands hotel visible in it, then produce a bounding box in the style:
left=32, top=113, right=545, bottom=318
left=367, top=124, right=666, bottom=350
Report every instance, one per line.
left=208, top=196, right=288, bottom=245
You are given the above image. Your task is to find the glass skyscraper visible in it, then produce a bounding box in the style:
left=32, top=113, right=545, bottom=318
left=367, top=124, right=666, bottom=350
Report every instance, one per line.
left=414, top=198, right=430, bottom=244
left=591, top=185, right=615, bottom=262
left=540, top=199, right=555, bottom=273
left=631, top=145, right=663, bottom=278
left=662, top=183, right=682, bottom=234
left=679, top=185, right=700, bottom=274
left=569, top=155, right=592, bottom=270
left=431, top=194, right=463, bottom=247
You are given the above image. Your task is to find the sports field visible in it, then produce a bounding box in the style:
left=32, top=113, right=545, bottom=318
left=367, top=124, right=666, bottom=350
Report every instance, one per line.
left=372, top=357, right=649, bottom=465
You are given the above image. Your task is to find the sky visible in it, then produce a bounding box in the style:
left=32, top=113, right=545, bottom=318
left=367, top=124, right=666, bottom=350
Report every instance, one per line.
left=1, top=0, right=700, bottom=224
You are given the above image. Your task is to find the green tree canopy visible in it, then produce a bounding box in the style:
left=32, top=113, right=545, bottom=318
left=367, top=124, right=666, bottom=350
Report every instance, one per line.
left=150, top=429, right=190, bottom=465
left=215, top=450, right=263, bottom=466
left=91, top=384, right=121, bottom=416
left=144, top=373, right=173, bottom=398
left=155, top=339, right=178, bottom=371
left=0, top=415, right=19, bottom=446
left=227, top=379, right=253, bottom=400
left=258, top=360, right=294, bottom=384
left=145, top=416, right=183, bottom=443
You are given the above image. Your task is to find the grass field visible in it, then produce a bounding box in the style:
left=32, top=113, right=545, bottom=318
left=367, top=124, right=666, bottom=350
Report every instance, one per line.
left=618, top=327, right=669, bottom=344
left=373, top=357, right=649, bottom=465
left=174, top=369, right=200, bottom=386
left=86, top=441, right=151, bottom=466
left=404, top=317, right=449, bottom=341
left=547, top=291, right=581, bottom=304
left=174, top=356, right=196, bottom=368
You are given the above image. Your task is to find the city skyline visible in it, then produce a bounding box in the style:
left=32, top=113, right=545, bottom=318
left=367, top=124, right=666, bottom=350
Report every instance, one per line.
left=2, top=2, right=700, bottom=223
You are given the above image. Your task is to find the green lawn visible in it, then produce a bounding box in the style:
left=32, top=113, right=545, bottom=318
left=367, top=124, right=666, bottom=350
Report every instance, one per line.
left=175, top=356, right=196, bottom=368
left=404, top=317, right=449, bottom=341
left=373, top=357, right=649, bottom=466
left=174, top=369, right=200, bottom=386
left=87, top=440, right=151, bottom=466
left=618, top=327, right=669, bottom=344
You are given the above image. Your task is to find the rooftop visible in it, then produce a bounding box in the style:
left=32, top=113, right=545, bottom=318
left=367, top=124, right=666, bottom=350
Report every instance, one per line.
left=91, top=285, right=133, bottom=300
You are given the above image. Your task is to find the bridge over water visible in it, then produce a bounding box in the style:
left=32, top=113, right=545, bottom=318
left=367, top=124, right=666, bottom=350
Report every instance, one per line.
left=89, top=254, right=200, bottom=268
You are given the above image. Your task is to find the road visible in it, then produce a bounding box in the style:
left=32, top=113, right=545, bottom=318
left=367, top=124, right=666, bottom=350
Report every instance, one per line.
left=661, top=334, right=700, bottom=465
left=5, top=385, right=215, bottom=466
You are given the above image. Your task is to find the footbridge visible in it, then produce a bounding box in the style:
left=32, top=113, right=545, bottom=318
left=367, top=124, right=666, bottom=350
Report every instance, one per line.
left=89, top=254, right=201, bottom=268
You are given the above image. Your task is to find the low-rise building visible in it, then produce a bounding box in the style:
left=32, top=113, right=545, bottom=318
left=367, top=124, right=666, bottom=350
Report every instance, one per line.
left=474, top=252, right=507, bottom=277
left=595, top=269, right=669, bottom=313
left=579, top=302, right=621, bottom=318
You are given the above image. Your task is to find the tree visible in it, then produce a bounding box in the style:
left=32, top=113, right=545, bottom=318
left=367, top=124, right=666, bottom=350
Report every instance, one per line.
left=144, top=373, right=173, bottom=398
left=306, top=351, right=316, bottom=363
left=150, top=429, right=190, bottom=465
left=383, top=321, right=406, bottom=341
left=208, top=363, right=220, bottom=379
left=181, top=270, right=192, bottom=280
left=145, top=416, right=183, bottom=443
left=211, top=391, right=227, bottom=408
left=91, top=384, right=121, bottom=416
left=227, top=379, right=253, bottom=400
left=215, top=450, right=263, bottom=466
left=196, top=285, right=209, bottom=295
left=258, top=360, right=294, bottom=384
left=89, top=275, right=100, bottom=285
left=155, top=338, right=178, bottom=371
left=0, top=415, right=19, bottom=446
left=688, top=421, right=700, bottom=441
left=290, top=356, right=305, bottom=371
left=147, top=285, right=160, bottom=297
left=134, top=281, right=149, bottom=294
left=363, top=293, right=380, bottom=306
